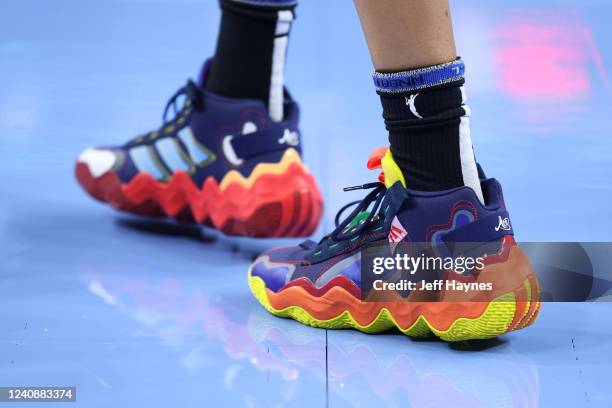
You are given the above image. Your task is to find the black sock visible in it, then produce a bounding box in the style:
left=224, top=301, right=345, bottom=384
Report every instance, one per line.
left=373, top=59, right=483, bottom=202
left=206, top=0, right=296, bottom=121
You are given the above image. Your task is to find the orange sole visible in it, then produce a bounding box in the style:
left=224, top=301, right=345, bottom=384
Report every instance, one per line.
left=249, top=242, right=541, bottom=341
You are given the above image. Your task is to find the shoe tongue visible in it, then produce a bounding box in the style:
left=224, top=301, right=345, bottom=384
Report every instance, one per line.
left=366, top=147, right=406, bottom=189
left=346, top=211, right=370, bottom=229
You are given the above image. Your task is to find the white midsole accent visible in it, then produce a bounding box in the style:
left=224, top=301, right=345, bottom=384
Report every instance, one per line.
left=78, top=148, right=116, bottom=178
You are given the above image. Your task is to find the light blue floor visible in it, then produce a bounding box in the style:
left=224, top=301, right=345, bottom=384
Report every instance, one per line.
left=1, top=0, right=612, bottom=406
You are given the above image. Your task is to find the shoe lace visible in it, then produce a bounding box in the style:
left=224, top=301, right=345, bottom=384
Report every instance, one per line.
left=129, top=80, right=201, bottom=144
left=326, top=181, right=387, bottom=243
left=162, top=79, right=201, bottom=124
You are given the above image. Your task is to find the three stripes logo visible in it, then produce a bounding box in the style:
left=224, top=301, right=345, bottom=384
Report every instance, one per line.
left=129, top=126, right=216, bottom=181
left=388, top=216, right=408, bottom=253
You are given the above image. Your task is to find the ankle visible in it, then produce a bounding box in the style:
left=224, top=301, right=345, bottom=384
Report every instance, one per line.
left=373, top=58, right=484, bottom=202
left=206, top=0, right=296, bottom=122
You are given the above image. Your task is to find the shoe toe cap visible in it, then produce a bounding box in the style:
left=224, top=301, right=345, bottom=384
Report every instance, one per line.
left=77, top=147, right=118, bottom=178
left=250, top=253, right=298, bottom=293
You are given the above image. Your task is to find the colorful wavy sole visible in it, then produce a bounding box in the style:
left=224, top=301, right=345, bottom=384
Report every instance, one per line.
left=248, top=245, right=541, bottom=342
left=75, top=148, right=323, bottom=238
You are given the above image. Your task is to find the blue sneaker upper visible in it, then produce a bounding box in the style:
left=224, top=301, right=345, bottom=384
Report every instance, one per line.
left=251, top=156, right=514, bottom=293
left=81, top=60, right=303, bottom=186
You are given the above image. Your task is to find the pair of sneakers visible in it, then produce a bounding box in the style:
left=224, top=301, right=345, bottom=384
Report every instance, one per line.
left=76, top=61, right=539, bottom=341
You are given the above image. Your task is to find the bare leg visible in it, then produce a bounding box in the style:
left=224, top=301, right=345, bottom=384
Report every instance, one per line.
left=354, top=0, right=483, bottom=202
left=354, top=0, right=457, bottom=71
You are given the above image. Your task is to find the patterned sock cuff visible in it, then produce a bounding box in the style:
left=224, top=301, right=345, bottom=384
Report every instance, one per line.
left=372, top=58, right=464, bottom=93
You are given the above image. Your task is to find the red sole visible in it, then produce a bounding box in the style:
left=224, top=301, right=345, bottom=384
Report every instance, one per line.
left=75, top=157, right=323, bottom=238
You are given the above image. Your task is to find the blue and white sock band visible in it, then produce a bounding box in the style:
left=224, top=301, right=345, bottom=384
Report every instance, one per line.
left=373, top=59, right=465, bottom=93
left=229, top=0, right=298, bottom=7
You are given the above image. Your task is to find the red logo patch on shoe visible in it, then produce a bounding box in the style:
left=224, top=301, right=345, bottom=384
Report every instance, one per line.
left=389, top=216, right=407, bottom=252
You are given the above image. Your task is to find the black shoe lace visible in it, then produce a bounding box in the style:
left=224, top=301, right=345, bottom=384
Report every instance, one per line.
left=162, top=79, right=201, bottom=124
left=327, top=182, right=387, bottom=242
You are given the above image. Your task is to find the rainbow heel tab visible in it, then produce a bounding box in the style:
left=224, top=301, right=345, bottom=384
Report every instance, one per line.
left=366, top=146, right=388, bottom=170
left=367, top=147, right=406, bottom=189
left=381, top=149, right=406, bottom=189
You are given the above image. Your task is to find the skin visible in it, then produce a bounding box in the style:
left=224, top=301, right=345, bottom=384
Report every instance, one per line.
left=354, top=0, right=458, bottom=71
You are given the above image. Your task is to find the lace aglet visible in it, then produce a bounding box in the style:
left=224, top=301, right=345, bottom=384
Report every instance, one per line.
left=343, top=182, right=383, bottom=192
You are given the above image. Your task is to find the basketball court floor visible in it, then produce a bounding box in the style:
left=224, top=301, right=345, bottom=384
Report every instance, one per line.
left=1, top=0, right=612, bottom=406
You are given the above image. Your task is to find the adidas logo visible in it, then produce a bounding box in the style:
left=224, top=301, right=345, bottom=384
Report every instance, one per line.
left=389, top=225, right=405, bottom=242
left=389, top=216, right=408, bottom=252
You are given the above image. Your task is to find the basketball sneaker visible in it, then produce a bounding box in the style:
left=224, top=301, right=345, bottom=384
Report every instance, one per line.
left=75, top=60, right=322, bottom=237
left=248, top=147, right=540, bottom=341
